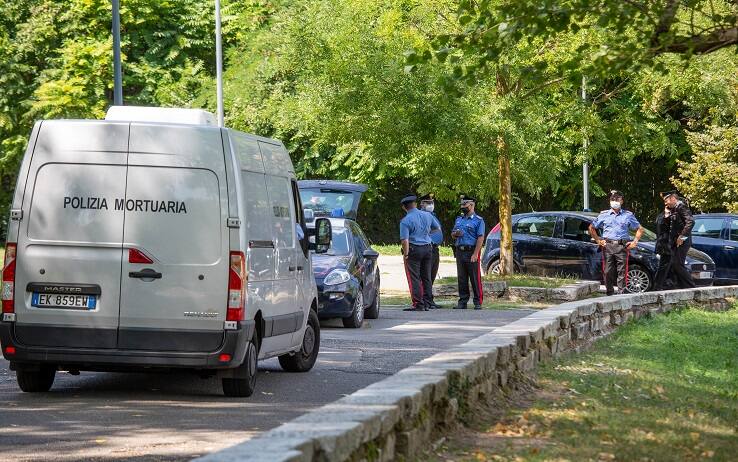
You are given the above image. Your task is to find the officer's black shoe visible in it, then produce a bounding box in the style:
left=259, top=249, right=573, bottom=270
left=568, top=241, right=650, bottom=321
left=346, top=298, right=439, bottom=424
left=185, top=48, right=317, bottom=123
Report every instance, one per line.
left=454, top=304, right=467, bottom=310
left=428, top=303, right=442, bottom=310
left=474, top=305, right=483, bottom=310
left=403, top=307, right=425, bottom=312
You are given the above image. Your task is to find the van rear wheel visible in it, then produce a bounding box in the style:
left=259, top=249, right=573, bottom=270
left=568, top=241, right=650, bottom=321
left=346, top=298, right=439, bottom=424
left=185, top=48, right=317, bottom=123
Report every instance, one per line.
left=279, top=310, right=320, bottom=372
left=17, top=366, right=56, bottom=393
left=222, top=338, right=258, bottom=397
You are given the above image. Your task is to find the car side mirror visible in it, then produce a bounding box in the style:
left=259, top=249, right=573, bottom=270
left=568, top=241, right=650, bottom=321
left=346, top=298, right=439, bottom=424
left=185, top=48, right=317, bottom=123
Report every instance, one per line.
left=362, top=248, right=379, bottom=259
left=313, top=218, right=332, bottom=254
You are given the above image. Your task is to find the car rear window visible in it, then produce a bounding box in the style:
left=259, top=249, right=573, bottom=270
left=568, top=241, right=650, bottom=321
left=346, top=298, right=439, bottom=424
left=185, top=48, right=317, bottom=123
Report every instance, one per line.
left=514, top=216, right=557, bottom=237
left=693, top=218, right=725, bottom=239
left=300, top=189, right=356, bottom=218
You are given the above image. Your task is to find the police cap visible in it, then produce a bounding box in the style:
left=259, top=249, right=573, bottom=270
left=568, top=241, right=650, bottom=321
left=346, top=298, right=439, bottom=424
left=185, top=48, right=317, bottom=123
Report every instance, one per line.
left=400, top=194, right=417, bottom=205
left=608, top=190, right=624, bottom=200
left=459, top=194, right=476, bottom=204
left=660, top=190, right=679, bottom=200
left=418, top=193, right=434, bottom=202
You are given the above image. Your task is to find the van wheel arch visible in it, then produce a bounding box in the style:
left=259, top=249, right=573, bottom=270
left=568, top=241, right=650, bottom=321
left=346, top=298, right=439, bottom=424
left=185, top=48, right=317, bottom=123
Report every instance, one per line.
left=253, top=311, right=264, bottom=353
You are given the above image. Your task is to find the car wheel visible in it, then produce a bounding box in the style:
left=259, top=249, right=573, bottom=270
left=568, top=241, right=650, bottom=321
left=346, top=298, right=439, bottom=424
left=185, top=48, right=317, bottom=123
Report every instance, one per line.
left=222, top=337, right=258, bottom=397
left=342, top=290, right=365, bottom=328
left=17, top=365, right=56, bottom=393
left=364, top=278, right=380, bottom=319
left=626, top=265, right=652, bottom=293
left=279, top=310, right=320, bottom=372
left=487, top=260, right=502, bottom=275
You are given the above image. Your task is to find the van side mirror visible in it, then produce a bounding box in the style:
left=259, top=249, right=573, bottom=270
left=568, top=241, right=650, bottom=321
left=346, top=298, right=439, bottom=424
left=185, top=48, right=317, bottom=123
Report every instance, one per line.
left=362, top=249, right=379, bottom=259
left=314, top=218, right=332, bottom=254
left=303, top=208, right=315, bottom=222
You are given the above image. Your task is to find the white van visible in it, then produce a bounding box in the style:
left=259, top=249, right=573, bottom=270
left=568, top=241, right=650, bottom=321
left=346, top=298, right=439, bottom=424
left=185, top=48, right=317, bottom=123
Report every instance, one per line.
left=0, top=107, right=332, bottom=397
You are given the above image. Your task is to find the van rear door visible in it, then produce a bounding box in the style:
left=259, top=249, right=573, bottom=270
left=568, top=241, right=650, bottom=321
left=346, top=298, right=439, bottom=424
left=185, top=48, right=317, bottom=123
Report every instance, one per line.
left=117, top=124, right=229, bottom=352
left=14, top=121, right=129, bottom=349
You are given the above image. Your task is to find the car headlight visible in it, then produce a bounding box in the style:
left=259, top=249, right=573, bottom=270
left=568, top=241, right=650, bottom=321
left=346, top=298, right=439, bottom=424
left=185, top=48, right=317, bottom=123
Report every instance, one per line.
left=324, top=269, right=351, bottom=286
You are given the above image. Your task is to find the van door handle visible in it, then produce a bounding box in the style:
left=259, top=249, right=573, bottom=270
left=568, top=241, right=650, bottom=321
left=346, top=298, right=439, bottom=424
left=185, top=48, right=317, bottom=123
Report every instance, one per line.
left=129, top=269, right=162, bottom=279
left=297, top=266, right=304, bottom=271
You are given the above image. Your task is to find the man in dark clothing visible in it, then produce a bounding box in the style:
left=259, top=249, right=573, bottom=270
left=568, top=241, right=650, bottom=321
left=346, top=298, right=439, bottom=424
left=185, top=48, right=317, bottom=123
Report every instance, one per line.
left=653, top=190, right=696, bottom=290
left=653, top=205, right=674, bottom=290
left=399, top=194, right=440, bottom=311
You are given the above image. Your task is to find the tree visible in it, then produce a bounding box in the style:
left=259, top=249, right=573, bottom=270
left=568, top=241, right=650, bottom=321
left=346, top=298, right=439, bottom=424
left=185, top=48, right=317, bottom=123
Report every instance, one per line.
left=413, top=0, right=738, bottom=273
left=220, top=0, right=571, bottom=244
left=673, top=126, right=738, bottom=212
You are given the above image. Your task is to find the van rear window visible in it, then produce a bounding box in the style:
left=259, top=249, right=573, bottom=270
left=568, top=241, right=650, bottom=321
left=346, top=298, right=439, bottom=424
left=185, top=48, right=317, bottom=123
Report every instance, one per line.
left=28, top=163, right=127, bottom=244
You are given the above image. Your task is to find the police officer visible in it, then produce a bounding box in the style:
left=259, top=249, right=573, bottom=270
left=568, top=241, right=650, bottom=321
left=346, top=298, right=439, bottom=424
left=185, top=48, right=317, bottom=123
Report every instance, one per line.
left=653, top=190, right=696, bottom=290
left=419, top=194, right=443, bottom=309
left=588, top=190, right=645, bottom=295
left=400, top=194, right=440, bottom=312
left=451, top=196, right=485, bottom=310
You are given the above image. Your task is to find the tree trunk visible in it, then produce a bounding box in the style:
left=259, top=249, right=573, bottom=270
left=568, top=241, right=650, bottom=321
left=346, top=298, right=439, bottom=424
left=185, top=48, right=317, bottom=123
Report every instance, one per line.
left=497, top=136, right=514, bottom=275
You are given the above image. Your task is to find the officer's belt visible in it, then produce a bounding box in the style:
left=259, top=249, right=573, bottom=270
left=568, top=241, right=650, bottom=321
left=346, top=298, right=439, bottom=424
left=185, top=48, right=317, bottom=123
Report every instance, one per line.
left=604, top=239, right=628, bottom=245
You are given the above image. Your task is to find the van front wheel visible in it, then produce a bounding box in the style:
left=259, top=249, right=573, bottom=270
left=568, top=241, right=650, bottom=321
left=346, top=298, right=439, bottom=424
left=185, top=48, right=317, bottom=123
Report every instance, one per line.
left=279, top=310, right=320, bottom=372
left=17, top=366, right=56, bottom=393
left=222, top=338, right=258, bottom=397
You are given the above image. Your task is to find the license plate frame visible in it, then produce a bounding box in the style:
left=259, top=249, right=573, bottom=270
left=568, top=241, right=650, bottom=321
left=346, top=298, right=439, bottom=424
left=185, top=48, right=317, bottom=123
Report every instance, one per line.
left=694, top=271, right=713, bottom=279
left=32, top=293, right=97, bottom=310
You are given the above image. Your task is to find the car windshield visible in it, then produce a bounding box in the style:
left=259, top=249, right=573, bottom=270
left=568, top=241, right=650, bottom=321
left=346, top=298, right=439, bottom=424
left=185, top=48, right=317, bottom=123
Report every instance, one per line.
left=634, top=227, right=656, bottom=242
left=300, top=189, right=355, bottom=218
left=326, top=227, right=351, bottom=256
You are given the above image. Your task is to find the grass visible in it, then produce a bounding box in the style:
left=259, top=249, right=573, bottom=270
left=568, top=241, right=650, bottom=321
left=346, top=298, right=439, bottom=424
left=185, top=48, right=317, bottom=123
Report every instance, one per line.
left=380, top=294, right=545, bottom=310
left=434, top=274, right=576, bottom=289
left=430, top=304, right=738, bottom=461
left=373, top=243, right=454, bottom=257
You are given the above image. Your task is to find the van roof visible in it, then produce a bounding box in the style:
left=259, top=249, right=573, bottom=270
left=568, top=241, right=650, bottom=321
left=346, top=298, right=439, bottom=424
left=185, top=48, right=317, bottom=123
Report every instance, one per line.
left=105, top=106, right=217, bottom=126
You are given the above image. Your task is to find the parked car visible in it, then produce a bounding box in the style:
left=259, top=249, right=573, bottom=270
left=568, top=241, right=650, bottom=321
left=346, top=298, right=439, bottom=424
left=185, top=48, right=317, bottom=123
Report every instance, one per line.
left=1, top=107, right=332, bottom=397
left=481, top=211, right=716, bottom=293
left=299, top=181, right=379, bottom=328
left=690, top=213, right=738, bottom=285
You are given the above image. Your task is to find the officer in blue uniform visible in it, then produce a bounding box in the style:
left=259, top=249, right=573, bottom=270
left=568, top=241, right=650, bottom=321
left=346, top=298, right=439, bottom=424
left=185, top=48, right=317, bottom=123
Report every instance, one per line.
left=588, top=190, right=645, bottom=295
left=419, top=194, right=443, bottom=309
left=400, top=194, right=440, bottom=311
left=451, top=196, right=485, bottom=309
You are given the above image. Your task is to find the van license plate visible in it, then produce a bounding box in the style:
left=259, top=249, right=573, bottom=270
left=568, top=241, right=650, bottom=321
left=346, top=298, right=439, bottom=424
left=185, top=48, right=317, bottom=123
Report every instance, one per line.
left=32, top=293, right=97, bottom=310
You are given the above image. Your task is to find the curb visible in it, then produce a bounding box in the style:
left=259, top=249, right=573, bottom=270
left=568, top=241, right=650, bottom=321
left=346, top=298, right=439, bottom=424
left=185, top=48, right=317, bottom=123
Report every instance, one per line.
left=195, top=285, right=738, bottom=462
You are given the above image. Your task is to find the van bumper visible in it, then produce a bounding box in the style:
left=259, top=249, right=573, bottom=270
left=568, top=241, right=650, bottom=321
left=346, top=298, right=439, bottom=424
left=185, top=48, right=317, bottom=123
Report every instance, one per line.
left=0, top=320, right=254, bottom=370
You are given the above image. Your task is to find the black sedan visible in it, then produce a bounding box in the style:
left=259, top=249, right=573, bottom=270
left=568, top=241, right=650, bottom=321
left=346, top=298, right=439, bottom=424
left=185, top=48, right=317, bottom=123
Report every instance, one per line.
left=481, top=211, right=716, bottom=293
left=309, top=217, right=380, bottom=328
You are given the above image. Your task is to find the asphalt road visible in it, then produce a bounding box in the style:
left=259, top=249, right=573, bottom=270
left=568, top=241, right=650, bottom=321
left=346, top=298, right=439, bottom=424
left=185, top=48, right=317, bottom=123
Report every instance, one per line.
left=0, top=306, right=533, bottom=461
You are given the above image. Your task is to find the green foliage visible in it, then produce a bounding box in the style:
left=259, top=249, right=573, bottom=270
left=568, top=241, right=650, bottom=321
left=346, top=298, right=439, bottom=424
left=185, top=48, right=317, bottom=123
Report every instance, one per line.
left=673, top=126, right=738, bottom=213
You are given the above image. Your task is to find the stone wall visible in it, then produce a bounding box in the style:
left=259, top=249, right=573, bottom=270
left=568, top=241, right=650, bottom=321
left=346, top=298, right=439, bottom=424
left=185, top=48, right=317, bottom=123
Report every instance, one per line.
left=432, top=279, right=600, bottom=303
left=196, top=286, right=738, bottom=462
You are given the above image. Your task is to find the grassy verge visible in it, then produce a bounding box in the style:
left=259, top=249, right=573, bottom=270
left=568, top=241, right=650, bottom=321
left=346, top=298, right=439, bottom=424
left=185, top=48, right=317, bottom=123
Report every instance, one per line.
left=430, top=305, right=738, bottom=461
left=380, top=294, right=545, bottom=310
left=434, top=274, right=576, bottom=289
left=373, top=243, right=454, bottom=257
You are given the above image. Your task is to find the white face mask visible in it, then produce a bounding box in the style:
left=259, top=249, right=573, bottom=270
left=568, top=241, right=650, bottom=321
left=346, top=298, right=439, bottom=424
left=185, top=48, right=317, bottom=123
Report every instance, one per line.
left=610, top=201, right=622, bottom=210
left=424, top=203, right=435, bottom=213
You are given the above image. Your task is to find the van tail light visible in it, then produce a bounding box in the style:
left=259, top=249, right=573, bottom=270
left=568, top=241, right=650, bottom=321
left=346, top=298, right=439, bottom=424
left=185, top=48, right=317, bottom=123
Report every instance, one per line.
left=227, top=251, right=246, bottom=321
left=2, top=243, right=17, bottom=314
left=129, top=248, right=153, bottom=264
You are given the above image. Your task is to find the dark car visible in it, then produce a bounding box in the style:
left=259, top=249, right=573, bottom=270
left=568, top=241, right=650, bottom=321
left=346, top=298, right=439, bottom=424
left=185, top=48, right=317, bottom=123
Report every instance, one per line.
left=690, top=213, right=738, bottom=285
left=299, top=181, right=380, bottom=328
left=481, top=211, right=716, bottom=293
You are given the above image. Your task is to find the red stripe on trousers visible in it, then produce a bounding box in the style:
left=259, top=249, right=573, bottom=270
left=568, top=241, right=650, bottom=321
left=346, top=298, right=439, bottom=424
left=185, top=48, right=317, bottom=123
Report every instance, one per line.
left=476, top=257, right=484, bottom=304
left=404, top=258, right=417, bottom=307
